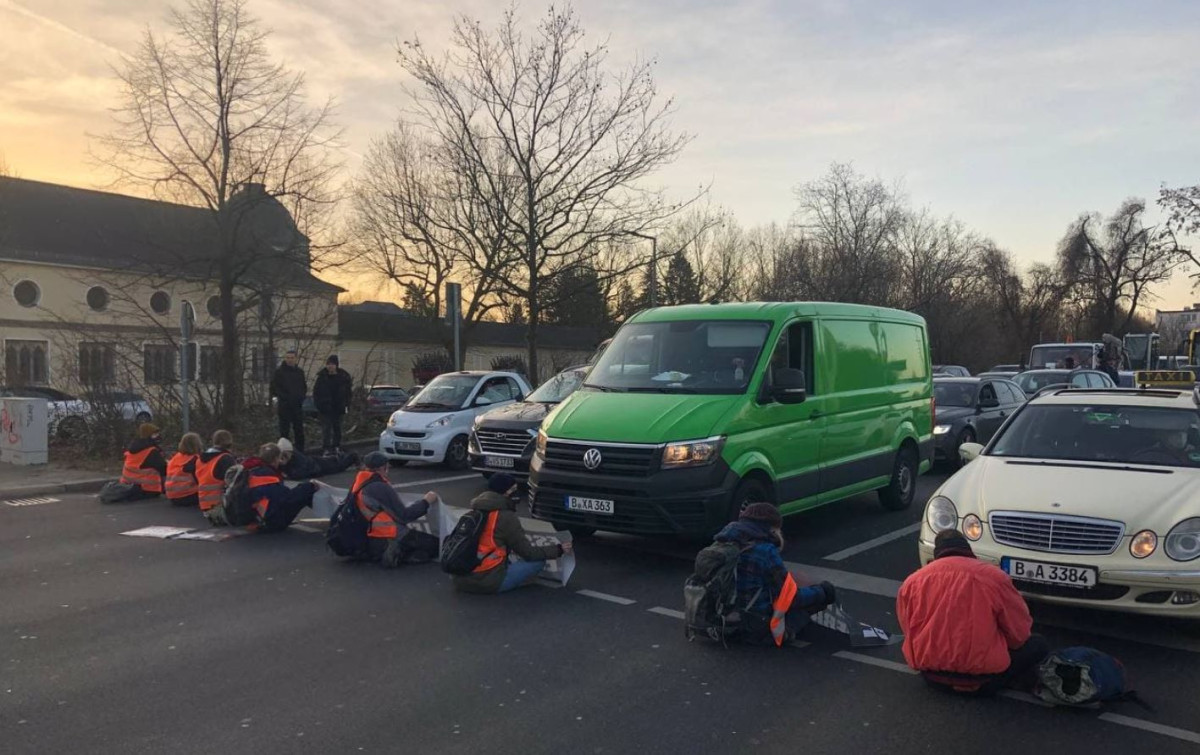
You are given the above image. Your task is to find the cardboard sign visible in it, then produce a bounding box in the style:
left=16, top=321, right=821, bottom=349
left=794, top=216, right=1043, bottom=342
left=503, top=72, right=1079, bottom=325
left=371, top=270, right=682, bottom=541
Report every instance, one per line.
left=809, top=603, right=902, bottom=647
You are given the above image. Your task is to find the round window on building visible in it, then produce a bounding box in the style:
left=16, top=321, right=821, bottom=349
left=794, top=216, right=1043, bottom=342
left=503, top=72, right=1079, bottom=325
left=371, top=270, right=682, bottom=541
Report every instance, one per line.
left=150, top=290, right=171, bottom=315
left=14, top=280, right=41, bottom=308
left=206, top=295, right=221, bottom=319
left=86, top=285, right=110, bottom=311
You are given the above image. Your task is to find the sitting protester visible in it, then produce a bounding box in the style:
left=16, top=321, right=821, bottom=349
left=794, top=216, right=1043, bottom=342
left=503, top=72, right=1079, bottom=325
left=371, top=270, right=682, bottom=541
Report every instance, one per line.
left=278, top=437, right=358, bottom=480
left=452, top=473, right=572, bottom=594
left=242, top=443, right=318, bottom=533
left=196, top=430, right=238, bottom=523
left=349, top=452, right=439, bottom=567
left=120, top=423, right=167, bottom=500
left=711, top=503, right=836, bottom=645
left=897, top=529, right=1048, bottom=695
left=165, top=432, right=202, bottom=507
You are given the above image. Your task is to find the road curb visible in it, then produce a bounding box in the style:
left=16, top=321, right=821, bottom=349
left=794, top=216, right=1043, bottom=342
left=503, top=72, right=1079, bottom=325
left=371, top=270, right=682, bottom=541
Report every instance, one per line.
left=0, top=476, right=110, bottom=500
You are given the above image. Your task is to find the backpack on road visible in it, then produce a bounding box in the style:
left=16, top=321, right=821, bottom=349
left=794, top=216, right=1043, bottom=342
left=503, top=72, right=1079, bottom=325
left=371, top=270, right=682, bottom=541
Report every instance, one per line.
left=684, top=541, right=757, bottom=644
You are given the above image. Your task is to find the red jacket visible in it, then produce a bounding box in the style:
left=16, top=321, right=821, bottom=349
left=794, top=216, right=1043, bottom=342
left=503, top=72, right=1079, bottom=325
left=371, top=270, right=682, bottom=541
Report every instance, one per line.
left=896, top=555, right=1032, bottom=676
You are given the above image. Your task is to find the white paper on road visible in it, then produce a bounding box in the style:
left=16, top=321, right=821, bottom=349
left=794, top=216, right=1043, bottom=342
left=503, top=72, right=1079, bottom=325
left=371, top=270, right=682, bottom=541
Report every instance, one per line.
left=174, top=528, right=250, bottom=541
left=309, top=485, right=347, bottom=519
left=120, top=526, right=195, bottom=539
left=528, top=530, right=576, bottom=586
left=809, top=602, right=902, bottom=647
left=406, top=497, right=458, bottom=559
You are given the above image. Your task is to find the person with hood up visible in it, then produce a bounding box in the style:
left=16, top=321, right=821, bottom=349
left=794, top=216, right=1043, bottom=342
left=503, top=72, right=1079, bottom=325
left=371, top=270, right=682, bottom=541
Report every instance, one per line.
left=312, top=354, right=353, bottom=455
left=712, top=502, right=837, bottom=645
left=277, top=437, right=357, bottom=480
left=896, top=529, right=1048, bottom=695
left=451, top=473, right=573, bottom=594
left=270, top=349, right=308, bottom=452
left=120, top=423, right=168, bottom=500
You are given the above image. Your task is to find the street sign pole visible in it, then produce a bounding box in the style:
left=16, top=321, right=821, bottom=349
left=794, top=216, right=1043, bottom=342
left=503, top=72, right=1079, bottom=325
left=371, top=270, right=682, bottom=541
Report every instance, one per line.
left=446, top=282, right=462, bottom=371
left=180, top=301, right=195, bottom=434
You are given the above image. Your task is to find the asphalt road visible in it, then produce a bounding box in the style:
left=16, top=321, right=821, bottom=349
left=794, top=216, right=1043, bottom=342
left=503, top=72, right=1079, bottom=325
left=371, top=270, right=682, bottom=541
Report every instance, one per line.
left=3, top=462, right=1199, bottom=754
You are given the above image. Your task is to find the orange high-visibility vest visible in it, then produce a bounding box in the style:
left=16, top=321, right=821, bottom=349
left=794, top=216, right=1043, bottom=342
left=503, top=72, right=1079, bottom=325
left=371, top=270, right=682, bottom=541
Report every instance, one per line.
left=769, top=573, right=800, bottom=647
left=194, top=453, right=231, bottom=512
left=165, top=453, right=199, bottom=500
left=350, top=470, right=397, bottom=539
left=472, top=510, right=508, bottom=573
left=248, top=469, right=283, bottom=521
left=120, top=447, right=163, bottom=493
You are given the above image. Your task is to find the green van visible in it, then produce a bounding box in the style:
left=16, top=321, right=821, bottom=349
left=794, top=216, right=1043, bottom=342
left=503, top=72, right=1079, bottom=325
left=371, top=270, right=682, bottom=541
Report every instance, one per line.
left=528, top=302, right=934, bottom=536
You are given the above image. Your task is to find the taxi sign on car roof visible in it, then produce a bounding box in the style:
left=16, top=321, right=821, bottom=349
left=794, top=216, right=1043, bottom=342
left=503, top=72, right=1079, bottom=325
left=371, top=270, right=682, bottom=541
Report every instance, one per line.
left=1133, top=369, right=1197, bottom=389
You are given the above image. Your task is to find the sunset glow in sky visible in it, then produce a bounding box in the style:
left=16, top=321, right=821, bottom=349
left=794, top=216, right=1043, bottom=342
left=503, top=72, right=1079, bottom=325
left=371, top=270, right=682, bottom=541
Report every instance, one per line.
left=2, top=0, right=1197, bottom=308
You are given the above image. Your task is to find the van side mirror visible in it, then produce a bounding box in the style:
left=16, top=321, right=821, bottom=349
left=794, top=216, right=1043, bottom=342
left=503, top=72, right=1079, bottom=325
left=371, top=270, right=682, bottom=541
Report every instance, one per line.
left=770, top=368, right=807, bottom=405
left=959, top=442, right=984, bottom=463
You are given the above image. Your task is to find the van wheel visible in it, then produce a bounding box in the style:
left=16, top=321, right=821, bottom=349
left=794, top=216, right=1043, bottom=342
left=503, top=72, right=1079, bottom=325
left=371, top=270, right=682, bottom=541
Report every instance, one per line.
left=444, top=435, right=470, bottom=470
left=730, top=477, right=773, bottom=522
left=879, top=445, right=918, bottom=511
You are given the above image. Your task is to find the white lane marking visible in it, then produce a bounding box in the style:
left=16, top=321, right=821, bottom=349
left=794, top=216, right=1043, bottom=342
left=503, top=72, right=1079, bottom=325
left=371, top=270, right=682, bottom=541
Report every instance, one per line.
left=577, top=589, right=637, bottom=606
left=391, top=474, right=480, bottom=489
left=648, top=607, right=685, bottom=619
left=823, top=523, right=922, bottom=562
left=289, top=524, right=321, bottom=534
left=784, top=561, right=904, bottom=599
left=4, top=497, right=59, bottom=507
left=833, top=651, right=918, bottom=675
left=1099, top=713, right=1200, bottom=745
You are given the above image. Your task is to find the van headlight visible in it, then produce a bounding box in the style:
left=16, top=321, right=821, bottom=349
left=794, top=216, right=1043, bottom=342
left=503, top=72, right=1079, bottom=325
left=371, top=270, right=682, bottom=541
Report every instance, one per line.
left=426, top=414, right=454, bottom=428
left=933, top=424, right=952, bottom=435
left=1165, top=518, right=1200, bottom=562
left=925, top=496, right=959, bottom=532
left=662, top=437, right=725, bottom=469
left=536, top=429, right=547, bottom=457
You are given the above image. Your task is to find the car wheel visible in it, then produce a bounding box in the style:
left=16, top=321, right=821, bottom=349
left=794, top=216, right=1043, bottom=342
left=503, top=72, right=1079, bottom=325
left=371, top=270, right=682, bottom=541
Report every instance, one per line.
left=879, top=444, right=918, bottom=511
left=56, top=416, right=89, bottom=442
left=134, top=412, right=152, bottom=424
left=444, top=435, right=470, bottom=470
left=953, top=428, right=976, bottom=470
left=729, top=476, right=774, bottom=522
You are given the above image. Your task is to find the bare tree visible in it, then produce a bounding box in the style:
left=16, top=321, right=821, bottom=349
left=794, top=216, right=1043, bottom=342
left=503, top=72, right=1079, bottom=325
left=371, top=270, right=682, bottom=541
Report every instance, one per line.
left=981, top=245, right=1069, bottom=359
left=1159, top=182, right=1200, bottom=280
left=93, top=0, right=341, bottom=425
left=398, top=5, right=694, bottom=380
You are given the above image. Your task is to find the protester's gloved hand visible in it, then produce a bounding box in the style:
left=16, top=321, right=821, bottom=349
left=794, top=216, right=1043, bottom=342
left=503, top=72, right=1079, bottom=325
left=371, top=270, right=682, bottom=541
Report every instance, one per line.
left=819, top=581, right=837, bottom=606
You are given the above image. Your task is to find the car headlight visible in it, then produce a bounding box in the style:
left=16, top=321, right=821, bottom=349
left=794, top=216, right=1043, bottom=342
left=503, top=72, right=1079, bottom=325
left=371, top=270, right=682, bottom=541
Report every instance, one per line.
left=933, top=424, right=952, bottom=436
left=925, top=495, right=958, bottom=533
left=536, top=429, right=547, bottom=457
left=962, top=513, right=982, bottom=541
left=427, top=414, right=455, bottom=428
left=661, top=437, right=725, bottom=469
left=1130, top=530, right=1158, bottom=559
left=389, top=411, right=403, bottom=425
left=1165, top=518, right=1200, bottom=562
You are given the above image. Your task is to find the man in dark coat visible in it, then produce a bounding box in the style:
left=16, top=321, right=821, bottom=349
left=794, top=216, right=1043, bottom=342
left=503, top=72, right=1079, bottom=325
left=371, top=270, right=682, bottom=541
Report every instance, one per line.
left=277, top=437, right=357, bottom=479
left=270, top=349, right=308, bottom=452
left=312, top=354, right=352, bottom=454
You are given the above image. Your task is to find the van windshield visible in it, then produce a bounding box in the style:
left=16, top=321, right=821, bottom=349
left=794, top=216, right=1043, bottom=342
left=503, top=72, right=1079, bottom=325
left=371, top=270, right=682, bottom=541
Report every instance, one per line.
left=585, top=320, right=771, bottom=394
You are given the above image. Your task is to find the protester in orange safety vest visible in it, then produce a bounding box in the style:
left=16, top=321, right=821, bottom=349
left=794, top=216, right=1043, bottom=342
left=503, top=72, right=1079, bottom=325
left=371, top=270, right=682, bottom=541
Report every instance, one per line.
left=345, top=452, right=440, bottom=567
left=451, top=473, right=572, bottom=594
left=164, top=433, right=202, bottom=507
left=712, top=503, right=837, bottom=646
left=119, top=423, right=167, bottom=500
left=195, top=429, right=237, bottom=524
left=241, top=443, right=317, bottom=533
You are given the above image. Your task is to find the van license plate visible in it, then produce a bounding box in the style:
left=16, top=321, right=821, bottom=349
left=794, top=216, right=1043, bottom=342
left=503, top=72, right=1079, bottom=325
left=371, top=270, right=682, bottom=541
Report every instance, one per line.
left=485, top=456, right=514, bottom=468
left=1002, top=557, right=1097, bottom=588
left=566, top=496, right=614, bottom=515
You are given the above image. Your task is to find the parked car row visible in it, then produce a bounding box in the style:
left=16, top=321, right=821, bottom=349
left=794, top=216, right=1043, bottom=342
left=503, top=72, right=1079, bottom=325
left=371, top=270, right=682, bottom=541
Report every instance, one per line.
left=0, top=385, right=153, bottom=439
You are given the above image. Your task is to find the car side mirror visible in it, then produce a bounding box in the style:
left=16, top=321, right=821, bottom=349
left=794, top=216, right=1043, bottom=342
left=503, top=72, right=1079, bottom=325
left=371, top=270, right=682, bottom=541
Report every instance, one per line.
left=978, top=396, right=998, bottom=410
left=475, top=396, right=493, bottom=406
left=959, top=442, right=984, bottom=463
left=770, top=368, right=807, bottom=405
left=515, top=393, right=524, bottom=401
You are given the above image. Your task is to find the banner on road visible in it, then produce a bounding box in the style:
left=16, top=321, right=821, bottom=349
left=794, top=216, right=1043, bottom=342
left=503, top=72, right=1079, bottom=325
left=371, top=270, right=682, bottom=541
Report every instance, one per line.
left=809, top=602, right=902, bottom=647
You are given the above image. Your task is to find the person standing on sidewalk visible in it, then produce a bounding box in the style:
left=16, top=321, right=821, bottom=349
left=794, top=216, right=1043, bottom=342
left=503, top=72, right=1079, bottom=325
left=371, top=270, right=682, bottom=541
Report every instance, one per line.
left=312, top=355, right=352, bottom=455
left=270, top=349, right=308, bottom=452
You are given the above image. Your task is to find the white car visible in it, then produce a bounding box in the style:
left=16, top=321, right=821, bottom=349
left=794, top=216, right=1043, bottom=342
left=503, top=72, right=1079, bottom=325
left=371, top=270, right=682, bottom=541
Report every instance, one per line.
left=919, top=386, right=1200, bottom=618
left=378, top=371, right=532, bottom=469
left=0, top=386, right=153, bottom=439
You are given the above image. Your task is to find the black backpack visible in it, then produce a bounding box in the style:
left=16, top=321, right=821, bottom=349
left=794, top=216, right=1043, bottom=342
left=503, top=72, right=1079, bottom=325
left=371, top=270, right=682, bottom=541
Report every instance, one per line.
left=440, top=510, right=487, bottom=575
left=684, top=542, right=757, bottom=644
left=220, top=465, right=258, bottom=527
left=326, top=493, right=371, bottom=559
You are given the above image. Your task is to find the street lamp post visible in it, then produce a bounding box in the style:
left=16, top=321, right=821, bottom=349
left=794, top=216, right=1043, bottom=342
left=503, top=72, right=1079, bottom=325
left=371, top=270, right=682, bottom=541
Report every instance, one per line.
left=625, top=231, right=658, bottom=307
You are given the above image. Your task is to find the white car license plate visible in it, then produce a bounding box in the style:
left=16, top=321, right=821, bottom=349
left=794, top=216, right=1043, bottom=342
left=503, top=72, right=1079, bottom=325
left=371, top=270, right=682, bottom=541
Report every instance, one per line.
left=395, top=442, right=421, bottom=453
left=485, top=456, right=515, bottom=469
left=566, top=496, right=614, bottom=515
left=1002, top=557, right=1097, bottom=588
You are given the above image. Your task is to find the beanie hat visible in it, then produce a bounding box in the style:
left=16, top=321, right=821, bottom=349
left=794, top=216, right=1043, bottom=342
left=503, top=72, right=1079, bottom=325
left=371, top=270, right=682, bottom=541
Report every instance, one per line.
left=363, top=451, right=389, bottom=470
left=933, top=529, right=975, bottom=560
left=488, top=473, right=517, bottom=494
left=326, top=354, right=339, bottom=367
left=138, top=422, right=161, bottom=439
left=739, top=502, right=783, bottom=529
left=276, top=437, right=294, bottom=454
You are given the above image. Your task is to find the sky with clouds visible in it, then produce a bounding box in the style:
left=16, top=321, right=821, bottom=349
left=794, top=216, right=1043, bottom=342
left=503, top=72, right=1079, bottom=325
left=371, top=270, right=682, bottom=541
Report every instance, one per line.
left=2, top=0, right=1198, bottom=308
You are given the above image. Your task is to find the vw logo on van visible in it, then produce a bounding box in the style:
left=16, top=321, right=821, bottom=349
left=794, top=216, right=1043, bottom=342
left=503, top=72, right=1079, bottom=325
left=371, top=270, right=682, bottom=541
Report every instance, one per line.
left=583, top=448, right=603, bottom=470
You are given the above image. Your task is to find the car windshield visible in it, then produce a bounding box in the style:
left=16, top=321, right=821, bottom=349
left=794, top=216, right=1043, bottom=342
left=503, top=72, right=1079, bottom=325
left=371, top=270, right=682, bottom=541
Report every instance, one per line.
left=586, top=320, right=771, bottom=394
left=1029, top=345, right=1093, bottom=370
left=371, top=388, right=407, bottom=401
left=990, top=404, right=1200, bottom=468
left=934, top=382, right=976, bottom=408
left=527, top=369, right=586, bottom=403
left=1015, top=371, right=1071, bottom=394
left=407, top=374, right=477, bottom=409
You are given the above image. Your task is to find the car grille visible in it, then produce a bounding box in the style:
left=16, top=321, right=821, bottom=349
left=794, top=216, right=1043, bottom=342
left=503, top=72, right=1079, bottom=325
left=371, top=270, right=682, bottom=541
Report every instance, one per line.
left=393, top=431, right=426, bottom=439
left=475, top=430, right=532, bottom=456
left=989, top=512, right=1124, bottom=555
left=542, top=440, right=658, bottom=477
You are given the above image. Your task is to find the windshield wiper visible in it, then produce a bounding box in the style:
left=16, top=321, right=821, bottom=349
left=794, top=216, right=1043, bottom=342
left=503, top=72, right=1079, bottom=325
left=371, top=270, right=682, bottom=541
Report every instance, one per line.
left=408, top=402, right=455, bottom=409
left=582, top=383, right=623, bottom=393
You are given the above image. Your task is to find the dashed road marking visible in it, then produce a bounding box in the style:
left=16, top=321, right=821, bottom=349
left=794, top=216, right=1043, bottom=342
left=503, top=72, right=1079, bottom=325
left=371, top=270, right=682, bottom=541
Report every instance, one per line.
left=833, top=650, right=918, bottom=675
left=392, top=474, right=480, bottom=489
left=1100, top=713, right=1200, bottom=745
left=4, top=496, right=60, bottom=507
left=577, top=589, right=637, bottom=606
left=823, top=523, right=922, bottom=561
left=648, top=607, right=686, bottom=620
